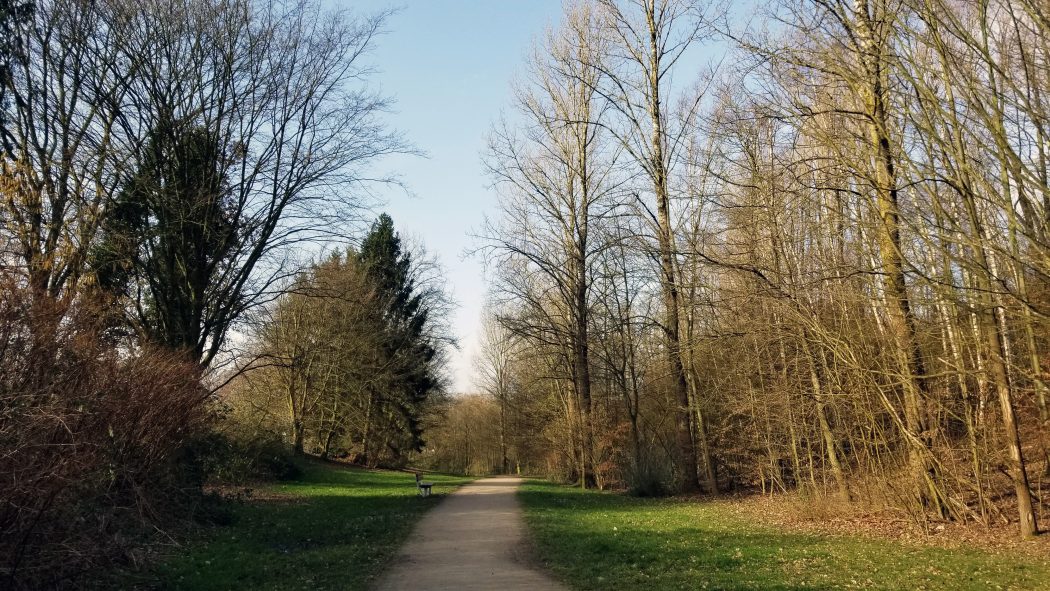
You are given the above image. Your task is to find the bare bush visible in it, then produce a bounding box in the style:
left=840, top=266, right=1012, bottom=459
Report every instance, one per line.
left=0, top=278, right=210, bottom=590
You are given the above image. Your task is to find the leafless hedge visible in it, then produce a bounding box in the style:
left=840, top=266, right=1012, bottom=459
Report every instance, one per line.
left=0, top=278, right=210, bottom=590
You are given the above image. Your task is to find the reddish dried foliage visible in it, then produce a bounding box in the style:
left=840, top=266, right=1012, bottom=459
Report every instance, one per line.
left=0, top=277, right=211, bottom=589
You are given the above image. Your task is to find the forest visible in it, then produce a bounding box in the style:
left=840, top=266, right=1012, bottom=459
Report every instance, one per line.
left=1, top=0, right=1048, bottom=589
left=445, top=0, right=1050, bottom=541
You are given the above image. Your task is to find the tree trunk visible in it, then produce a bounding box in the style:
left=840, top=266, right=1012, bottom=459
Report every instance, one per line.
left=639, top=3, right=702, bottom=493
left=804, top=338, right=849, bottom=501
left=499, top=391, right=509, bottom=474
left=853, top=0, right=946, bottom=517
left=574, top=309, right=596, bottom=488
left=964, top=192, right=1040, bottom=537
left=361, top=389, right=376, bottom=465
left=984, top=304, right=1038, bottom=537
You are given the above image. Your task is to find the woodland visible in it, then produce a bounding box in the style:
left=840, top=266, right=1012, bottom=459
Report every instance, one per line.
left=447, top=0, right=1050, bottom=542
left=2, top=0, right=1049, bottom=589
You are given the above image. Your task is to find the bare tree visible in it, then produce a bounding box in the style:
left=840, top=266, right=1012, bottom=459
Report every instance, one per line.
left=1, top=0, right=130, bottom=300
left=591, top=0, right=720, bottom=493
left=481, top=2, right=622, bottom=488
left=96, top=0, right=409, bottom=366
left=475, top=311, right=520, bottom=474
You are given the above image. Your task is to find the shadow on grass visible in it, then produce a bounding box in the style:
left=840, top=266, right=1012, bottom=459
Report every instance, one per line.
left=145, top=465, right=471, bottom=591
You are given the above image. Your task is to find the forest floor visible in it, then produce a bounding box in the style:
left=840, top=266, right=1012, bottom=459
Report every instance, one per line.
left=519, top=480, right=1050, bottom=591
left=146, top=462, right=471, bottom=591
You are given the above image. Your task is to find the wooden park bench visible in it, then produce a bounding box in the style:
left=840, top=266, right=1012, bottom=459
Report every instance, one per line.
left=414, top=471, right=434, bottom=497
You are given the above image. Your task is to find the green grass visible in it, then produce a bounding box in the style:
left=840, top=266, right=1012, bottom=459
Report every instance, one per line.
left=520, top=480, right=1050, bottom=591
left=153, top=462, right=471, bottom=591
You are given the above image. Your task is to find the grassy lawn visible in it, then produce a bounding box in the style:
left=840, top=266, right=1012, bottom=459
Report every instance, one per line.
left=520, top=480, right=1050, bottom=591
left=152, top=462, right=470, bottom=591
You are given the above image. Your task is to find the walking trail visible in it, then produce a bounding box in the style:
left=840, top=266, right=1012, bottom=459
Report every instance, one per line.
left=373, top=476, right=567, bottom=591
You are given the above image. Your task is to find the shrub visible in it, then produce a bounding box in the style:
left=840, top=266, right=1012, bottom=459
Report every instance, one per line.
left=192, top=431, right=302, bottom=484
left=626, top=450, right=672, bottom=498
left=0, top=282, right=211, bottom=590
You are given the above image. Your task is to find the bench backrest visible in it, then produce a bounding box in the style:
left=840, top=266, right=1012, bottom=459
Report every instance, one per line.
left=415, top=472, right=422, bottom=484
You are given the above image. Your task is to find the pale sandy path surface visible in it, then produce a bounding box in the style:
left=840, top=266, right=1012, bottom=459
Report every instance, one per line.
left=372, top=476, right=567, bottom=591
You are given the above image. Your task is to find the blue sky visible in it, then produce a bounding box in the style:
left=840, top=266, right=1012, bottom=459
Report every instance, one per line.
left=346, top=1, right=563, bottom=392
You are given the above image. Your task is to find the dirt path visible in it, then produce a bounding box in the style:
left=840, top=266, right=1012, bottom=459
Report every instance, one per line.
left=373, top=476, right=567, bottom=591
